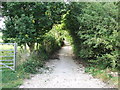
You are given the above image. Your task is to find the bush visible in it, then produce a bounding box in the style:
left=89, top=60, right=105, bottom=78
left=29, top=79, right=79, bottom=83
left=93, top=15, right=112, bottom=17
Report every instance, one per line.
left=41, top=27, right=65, bottom=58
left=64, top=2, right=119, bottom=70
left=42, top=35, right=59, bottom=54
left=22, top=52, right=44, bottom=74
left=21, top=27, right=65, bottom=74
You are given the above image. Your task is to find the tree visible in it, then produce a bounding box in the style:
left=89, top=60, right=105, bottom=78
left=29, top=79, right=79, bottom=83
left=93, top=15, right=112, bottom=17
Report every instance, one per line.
left=2, top=2, right=67, bottom=52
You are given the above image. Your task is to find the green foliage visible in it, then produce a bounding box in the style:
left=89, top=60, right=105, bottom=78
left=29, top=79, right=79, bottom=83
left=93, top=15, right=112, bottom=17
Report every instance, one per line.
left=2, top=2, right=67, bottom=52
left=64, top=2, right=119, bottom=69
left=42, top=35, right=59, bottom=54
left=1, top=3, right=67, bottom=88
left=38, top=45, right=49, bottom=60
left=84, top=65, right=118, bottom=87
left=0, top=32, right=3, bottom=42
left=22, top=52, right=44, bottom=74
left=1, top=2, right=119, bottom=88
left=1, top=48, right=29, bottom=88
left=40, top=25, right=65, bottom=57
left=85, top=66, right=112, bottom=81
left=1, top=30, right=63, bottom=88
left=2, top=69, right=29, bottom=88
left=20, top=25, right=65, bottom=73
left=21, top=53, right=44, bottom=74
left=46, top=2, right=67, bottom=24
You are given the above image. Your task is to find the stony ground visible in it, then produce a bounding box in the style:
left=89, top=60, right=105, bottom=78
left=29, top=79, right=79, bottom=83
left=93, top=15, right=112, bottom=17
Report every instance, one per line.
left=19, top=45, right=109, bottom=88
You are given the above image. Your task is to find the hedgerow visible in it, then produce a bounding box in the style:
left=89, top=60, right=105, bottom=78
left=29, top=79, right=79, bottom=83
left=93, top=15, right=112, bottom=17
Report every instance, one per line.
left=64, top=2, right=119, bottom=70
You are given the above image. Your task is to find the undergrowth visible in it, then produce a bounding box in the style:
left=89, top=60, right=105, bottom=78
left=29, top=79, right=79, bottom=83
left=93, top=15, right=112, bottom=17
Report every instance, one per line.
left=1, top=25, right=64, bottom=88
left=84, top=63, right=119, bottom=88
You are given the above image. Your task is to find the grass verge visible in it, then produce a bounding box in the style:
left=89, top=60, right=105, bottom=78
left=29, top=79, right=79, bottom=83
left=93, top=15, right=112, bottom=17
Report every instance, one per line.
left=85, top=65, right=118, bottom=88
left=2, top=69, right=29, bottom=88
left=74, top=57, right=119, bottom=88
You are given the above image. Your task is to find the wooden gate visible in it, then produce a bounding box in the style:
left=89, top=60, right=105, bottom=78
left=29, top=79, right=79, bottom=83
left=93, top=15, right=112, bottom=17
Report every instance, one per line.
left=0, top=43, right=17, bottom=71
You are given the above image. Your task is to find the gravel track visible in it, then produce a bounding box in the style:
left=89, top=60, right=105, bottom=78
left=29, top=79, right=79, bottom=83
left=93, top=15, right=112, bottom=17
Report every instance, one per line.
left=19, top=45, right=109, bottom=88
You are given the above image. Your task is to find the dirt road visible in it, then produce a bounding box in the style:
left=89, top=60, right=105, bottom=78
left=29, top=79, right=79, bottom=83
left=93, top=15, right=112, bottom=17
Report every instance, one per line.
left=19, top=45, right=108, bottom=88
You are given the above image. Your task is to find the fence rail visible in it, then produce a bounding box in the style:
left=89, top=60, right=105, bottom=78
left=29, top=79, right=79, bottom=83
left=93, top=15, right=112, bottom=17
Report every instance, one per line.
left=0, top=43, right=16, bottom=45
left=0, top=43, right=17, bottom=71
left=0, top=49, right=14, bottom=51
left=0, top=60, right=13, bottom=61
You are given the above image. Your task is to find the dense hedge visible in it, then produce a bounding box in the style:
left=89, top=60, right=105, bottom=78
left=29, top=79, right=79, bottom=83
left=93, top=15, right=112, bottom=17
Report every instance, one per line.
left=2, top=2, right=67, bottom=52
left=64, top=2, right=119, bottom=69
left=22, top=26, right=64, bottom=73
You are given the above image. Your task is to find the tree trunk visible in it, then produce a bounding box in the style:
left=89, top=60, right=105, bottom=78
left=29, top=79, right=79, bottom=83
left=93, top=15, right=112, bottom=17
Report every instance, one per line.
left=24, top=43, right=27, bottom=50
left=36, top=43, right=39, bottom=50
left=27, top=43, right=35, bottom=53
